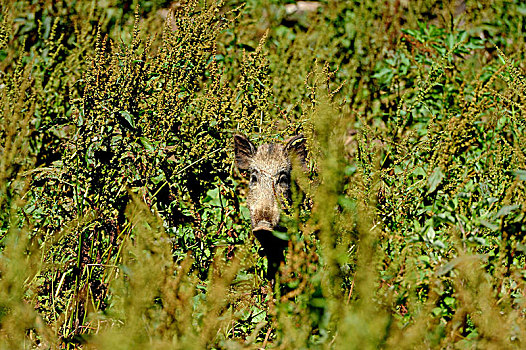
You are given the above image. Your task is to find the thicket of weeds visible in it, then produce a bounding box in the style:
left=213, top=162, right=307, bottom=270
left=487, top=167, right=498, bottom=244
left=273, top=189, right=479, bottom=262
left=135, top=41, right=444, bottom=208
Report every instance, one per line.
left=0, top=0, right=525, bottom=348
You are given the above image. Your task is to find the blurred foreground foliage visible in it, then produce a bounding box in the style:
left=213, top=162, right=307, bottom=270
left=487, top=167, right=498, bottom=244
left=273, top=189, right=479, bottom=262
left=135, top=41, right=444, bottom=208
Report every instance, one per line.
left=1, top=0, right=526, bottom=348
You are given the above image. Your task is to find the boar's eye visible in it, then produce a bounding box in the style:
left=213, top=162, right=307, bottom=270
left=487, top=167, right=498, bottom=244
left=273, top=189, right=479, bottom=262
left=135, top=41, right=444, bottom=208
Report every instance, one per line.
left=277, top=172, right=289, bottom=186
left=250, top=171, right=258, bottom=184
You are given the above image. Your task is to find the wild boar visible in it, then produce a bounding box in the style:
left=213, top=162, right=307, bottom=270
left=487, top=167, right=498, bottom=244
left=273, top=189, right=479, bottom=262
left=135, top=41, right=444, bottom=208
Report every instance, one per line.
left=234, top=134, right=306, bottom=279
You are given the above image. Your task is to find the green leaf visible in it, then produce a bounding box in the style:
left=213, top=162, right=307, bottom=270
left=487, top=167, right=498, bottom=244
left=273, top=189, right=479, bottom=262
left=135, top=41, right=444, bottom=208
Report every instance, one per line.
left=203, top=188, right=221, bottom=206
left=151, top=172, right=165, bottom=185
left=495, top=204, right=520, bottom=218
left=338, top=196, right=356, bottom=211
left=513, top=169, right=526, bottom=181
left=412, top=167, right=427, bottom=178
left=272, top=230, right=289, bottom=241
left=240, top=206, right=250, bottom=221
left=470, top=236, right=486, bottom=245
left=427, top=167, right=444, bottom=194
left=444, top=297, right=455, bottom=306
left=433, top=240, right=446, bottom=249
left=479, top=219, right=498, bottom=231
left=432, top=307, right=443, bottom=317
left=418, top=255, right=430, bottom=265
left=436, top=261, right=457, bottom=276
left=252, top=308, right=266, bottom=323
left=424, top=225, right=436, bottom=241
left=139, top=137, right=154, bottom=152
left=119, top=110, right=135, bottom=129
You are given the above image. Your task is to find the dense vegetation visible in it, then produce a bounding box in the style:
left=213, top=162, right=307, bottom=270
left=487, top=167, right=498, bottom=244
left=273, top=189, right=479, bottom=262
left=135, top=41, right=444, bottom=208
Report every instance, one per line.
left=1, top=0, right=525, bottom=348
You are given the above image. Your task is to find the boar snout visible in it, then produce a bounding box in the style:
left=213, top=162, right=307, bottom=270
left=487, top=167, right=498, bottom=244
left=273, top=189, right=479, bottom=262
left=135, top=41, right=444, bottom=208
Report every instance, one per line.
left=249, top=183, right=281, bottom=232
left=253, top=219, right=274, bottom=233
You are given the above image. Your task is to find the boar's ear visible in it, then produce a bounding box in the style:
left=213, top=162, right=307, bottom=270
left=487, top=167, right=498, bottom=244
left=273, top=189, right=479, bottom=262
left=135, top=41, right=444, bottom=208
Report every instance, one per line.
left=285, top=134, right=307, bottom=167
left=234, top=134, right=256, bottom=171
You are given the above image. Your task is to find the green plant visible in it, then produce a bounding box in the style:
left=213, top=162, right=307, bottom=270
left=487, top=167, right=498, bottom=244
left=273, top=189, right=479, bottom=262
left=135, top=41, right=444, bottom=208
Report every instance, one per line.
left=1, top=0, right=526, bottom=348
